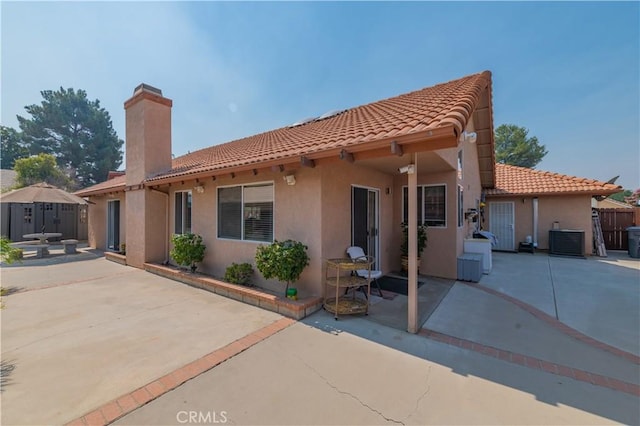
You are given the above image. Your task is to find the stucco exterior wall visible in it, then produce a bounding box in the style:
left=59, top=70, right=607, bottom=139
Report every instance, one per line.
left=125, top=189, right=146, bottom=267
left=87, top=193, right=125, bottom=251
left=168, top=167, right=323, bottom=297
left=485, top=194, right=593, bottom=254
left=456, top=133, right=484, bottom=255
left=320, top=161, right=395, bottom=274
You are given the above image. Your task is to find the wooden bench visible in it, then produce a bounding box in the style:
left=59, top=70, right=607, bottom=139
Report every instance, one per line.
left=9, top=242, right=50, bottom=258
left=61, top=239, right=79, bottom=254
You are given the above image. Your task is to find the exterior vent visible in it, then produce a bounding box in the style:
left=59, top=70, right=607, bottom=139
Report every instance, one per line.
left=549, top=230, right=585, bottom=257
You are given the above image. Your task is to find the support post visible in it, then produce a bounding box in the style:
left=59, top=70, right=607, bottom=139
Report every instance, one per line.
left=407, top=153, right=419, bottom=333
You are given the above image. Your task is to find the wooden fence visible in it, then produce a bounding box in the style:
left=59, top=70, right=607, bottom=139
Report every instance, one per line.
left=596, top=207, right=640, bottom=251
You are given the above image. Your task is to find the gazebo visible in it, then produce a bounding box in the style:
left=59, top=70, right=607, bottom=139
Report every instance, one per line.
left=0, top=182, right=89, bottom=242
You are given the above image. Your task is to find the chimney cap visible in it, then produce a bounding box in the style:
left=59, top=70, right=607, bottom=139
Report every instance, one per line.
left=133, top=83, right=162, bottom=96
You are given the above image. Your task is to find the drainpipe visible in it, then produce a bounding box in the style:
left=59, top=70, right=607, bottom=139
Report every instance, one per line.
left=150, top=188, right=170, bottom=264
left=533, top=197, right=539, bottom=248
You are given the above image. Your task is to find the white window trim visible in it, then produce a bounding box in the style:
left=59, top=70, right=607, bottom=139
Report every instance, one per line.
left=216, top=181, right=275, bottom=243
left=402, top=183, right=448, bottom=229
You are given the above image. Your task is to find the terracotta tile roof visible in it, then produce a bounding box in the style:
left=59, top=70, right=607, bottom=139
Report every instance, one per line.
left=76, top=71, right=493, bottom=196
left=486, top=163, right=621, bottom=197
left=75, top=174, right=126, bottom=196
left=148, top=71, right=492, bottom=182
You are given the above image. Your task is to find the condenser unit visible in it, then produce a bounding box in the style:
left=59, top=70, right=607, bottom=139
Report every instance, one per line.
left=549, top=230, right=585, bottom=258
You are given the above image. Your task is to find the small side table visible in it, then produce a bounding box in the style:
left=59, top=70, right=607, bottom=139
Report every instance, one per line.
left=324, top=258, right=372, bottom=320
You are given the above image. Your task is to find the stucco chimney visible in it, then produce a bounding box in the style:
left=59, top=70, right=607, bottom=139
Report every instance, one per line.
left=124, top=84, right=172, bottom=185
left=123, top=84, right=172, bottom=268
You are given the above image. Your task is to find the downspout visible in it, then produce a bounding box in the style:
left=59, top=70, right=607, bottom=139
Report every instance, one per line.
left=150, top=188, right=170, bottom=264
left=533, top=197, right=539, bottom=248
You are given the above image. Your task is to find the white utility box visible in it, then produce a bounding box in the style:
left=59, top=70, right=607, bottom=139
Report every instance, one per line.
left=464, top=238, right=492, bottom=274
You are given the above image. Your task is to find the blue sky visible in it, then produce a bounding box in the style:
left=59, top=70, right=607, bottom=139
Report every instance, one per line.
left=2, top=1, right=638, bottom=189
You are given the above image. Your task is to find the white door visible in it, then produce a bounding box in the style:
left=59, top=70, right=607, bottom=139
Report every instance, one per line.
left=489, top=202, right=515, bottom=251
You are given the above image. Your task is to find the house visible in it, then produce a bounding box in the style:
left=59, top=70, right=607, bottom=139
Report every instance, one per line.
left=593, top=197, right=633, bottom=209
left=76, top=71, right=496, bottom=332
left=484, top=163, right=621, bottom=253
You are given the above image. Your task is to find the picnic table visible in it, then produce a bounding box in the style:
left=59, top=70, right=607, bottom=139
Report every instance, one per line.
left=23, top=233, right=62, bottom=244
left=21, top=233, right=62, bottom=256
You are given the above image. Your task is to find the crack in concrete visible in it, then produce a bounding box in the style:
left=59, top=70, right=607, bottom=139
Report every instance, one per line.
left=290, top=351, right=405, bottom=425
left=404, top=365, right=432, bottom=422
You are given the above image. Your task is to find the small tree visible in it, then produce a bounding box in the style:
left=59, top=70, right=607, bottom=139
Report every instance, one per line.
left=13, top=153, right=72, bottom=189
left=255, top=239, right=309, bottom=295
left=400, top=222, right=428, bottom=258
left=170, top=233, right=206, bottom=272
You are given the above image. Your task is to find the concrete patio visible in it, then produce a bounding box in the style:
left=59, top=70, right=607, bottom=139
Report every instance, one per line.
left=1, top=250, right=638, bottom=425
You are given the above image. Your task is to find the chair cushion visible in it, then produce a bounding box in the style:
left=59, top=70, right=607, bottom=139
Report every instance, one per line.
left=355, top=269, right=383, bottom=279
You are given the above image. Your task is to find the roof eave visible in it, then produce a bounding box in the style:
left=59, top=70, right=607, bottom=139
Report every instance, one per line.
left=485, top=188, right=622, bottom=198
left=145, top=125, right=459, bottom=186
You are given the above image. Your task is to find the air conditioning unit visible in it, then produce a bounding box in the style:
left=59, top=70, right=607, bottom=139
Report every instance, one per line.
left=549, top=230, right=585, bottom=257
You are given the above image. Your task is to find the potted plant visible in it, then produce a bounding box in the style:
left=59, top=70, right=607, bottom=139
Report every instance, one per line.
left=255, top=239, right=309, bottom=296
left=170, top=233, right=206, bottom=273
left=400, top=222, right=428, bottom=272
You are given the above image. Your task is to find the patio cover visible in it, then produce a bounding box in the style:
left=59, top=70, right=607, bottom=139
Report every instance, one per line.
left=0, top=182, right=89, bottom=205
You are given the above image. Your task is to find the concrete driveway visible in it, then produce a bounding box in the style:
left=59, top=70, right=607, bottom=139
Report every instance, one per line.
left=1, top=252, right=638, bottom=425
left=1, top=257, right=281, bottom=425
left=469, top=250, right=640, bottom=355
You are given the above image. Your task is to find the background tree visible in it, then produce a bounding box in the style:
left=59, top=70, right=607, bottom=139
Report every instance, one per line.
left=609, top=189, right=632, bottom=203
left=0, top=126, right=28, bottom=169
left=13, top=153, right=72, bottom=189
left=495, top=124, right=548, bottom=168
left=17, top=87, right=123, bottom=187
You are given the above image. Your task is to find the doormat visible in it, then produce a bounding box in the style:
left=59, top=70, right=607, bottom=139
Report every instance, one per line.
left=377, top=276, right=425, bottom=296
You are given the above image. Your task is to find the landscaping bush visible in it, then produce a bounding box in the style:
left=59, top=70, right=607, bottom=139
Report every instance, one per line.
left=224, top=262, right=254, bottom=286
left=0, top=236, right=22, bottom=265
left=170, top=233, right=206, bottom=272
left=255, top=239, right=309, bottom=295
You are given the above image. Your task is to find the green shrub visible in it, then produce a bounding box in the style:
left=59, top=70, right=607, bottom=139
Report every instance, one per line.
left=170, top=233, right=206, bottom=272
left=0, top=237, right=22, bottom=265
left=224, top=262, right=254, bottom=286
left=255, top=239, right=309, bottom=295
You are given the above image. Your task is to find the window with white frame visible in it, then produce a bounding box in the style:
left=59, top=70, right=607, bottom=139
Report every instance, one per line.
left=218, top=183, right=273, bottom=242
left=457, top=185, right=464, bottom=227
left=402, top=184, right=446, bottom=227
left=174, top=191, right=192, bottom=234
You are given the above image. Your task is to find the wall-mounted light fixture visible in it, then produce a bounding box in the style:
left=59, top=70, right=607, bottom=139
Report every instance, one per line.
left=461, top=131, right=477, bottom=144
left=283, top=174, right=296, bottom=186
left=398, top=164, right=415, bottom=174
left=194, top=184, right=205, bottom=194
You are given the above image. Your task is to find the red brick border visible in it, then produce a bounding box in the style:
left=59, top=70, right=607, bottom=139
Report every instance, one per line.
left=418, top=328, right=640, bottom=397
left=65, top=317, right=296, bottom=426
left=458, top=281, right=640, bottom=365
